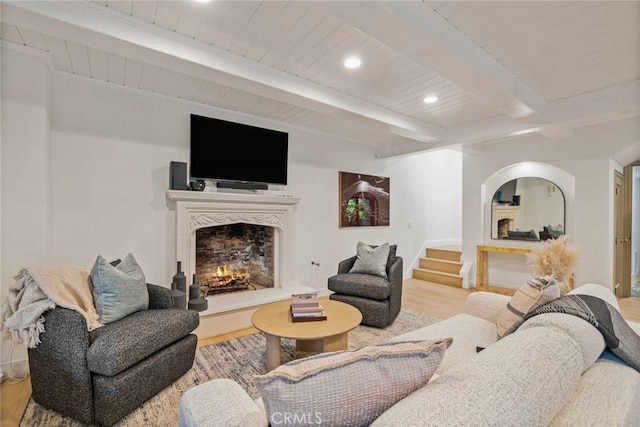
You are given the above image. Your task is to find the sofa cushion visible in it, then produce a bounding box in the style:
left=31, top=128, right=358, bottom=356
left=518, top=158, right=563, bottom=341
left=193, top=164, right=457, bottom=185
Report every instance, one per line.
left=518, top=313, right=605, bottom=372
left=391, top=313, right=497, bottom=375
left=87, top=309, right=199, bottom=376
left=255, top=339, right=451, bottom=427
left=328, top=273, right=391, bottom=300
left=90, top=253, right=149, bottom=324
left=373, top=327, right=582, bottom=427
left=568, top=283, right=620, bottom=311
left=551, top=358, right=640, bottom=426
left=496, top=275, right=559, bottom=337
left=349, top=241, right=390, bottom=279
left=179, top=379, right=268, bottom=427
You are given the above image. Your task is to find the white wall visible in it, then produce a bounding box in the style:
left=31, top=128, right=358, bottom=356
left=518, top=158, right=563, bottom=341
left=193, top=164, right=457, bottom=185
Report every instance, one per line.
left=1, top=47, right=462, bottom=369
left=1, top=48, right=51, bottom=375
left=463, top=119, right=640, bottom=291
left=48, top=75, right=462, bottom=287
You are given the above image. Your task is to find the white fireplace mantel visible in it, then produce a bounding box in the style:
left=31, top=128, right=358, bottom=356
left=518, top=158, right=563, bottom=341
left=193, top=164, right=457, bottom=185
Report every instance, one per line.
left=166, top=190, right=307, bottom=316
left=166, top=190, right=301, bottom=206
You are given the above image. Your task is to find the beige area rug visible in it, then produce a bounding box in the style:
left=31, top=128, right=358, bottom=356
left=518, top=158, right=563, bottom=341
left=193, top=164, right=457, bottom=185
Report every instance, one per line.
left=20, top=308, right=441, bottom=426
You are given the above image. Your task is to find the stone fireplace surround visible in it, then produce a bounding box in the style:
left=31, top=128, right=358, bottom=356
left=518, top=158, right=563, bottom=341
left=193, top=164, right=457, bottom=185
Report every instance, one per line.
left=166, top=190, right=315, bottom=320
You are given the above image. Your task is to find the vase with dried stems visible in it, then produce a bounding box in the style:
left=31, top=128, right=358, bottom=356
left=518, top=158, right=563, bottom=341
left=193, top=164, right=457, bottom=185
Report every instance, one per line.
left=526, top=236, right=578, bottom=296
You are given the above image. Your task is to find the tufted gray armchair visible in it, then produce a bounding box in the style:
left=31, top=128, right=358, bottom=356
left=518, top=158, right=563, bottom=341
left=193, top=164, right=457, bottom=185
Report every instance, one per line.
left=328, top=249, right=403, bottom=328
left=27, top=284, right=199, bottom=426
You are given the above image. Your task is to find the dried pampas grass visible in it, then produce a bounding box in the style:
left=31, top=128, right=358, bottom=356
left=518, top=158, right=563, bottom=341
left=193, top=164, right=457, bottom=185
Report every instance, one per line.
left=526, top=236, right=578, bottom=295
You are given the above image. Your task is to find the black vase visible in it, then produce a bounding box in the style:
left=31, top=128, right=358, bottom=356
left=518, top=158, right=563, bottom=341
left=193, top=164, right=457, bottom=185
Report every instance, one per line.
left=189, top=274, right=201, bottom=300
left=170, top=285, right=186, bottom=310
left=172, top=262, right=187, bottom=308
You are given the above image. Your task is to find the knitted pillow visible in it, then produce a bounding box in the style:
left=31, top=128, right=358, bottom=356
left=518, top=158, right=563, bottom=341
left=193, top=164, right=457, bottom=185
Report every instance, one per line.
left=90, top=253, right=148, bottom=324
left=349, top=242, right=390, bottom=278
left=496, top=275, right=559, bottom=338
left=255, top=339, right=451, bottom=427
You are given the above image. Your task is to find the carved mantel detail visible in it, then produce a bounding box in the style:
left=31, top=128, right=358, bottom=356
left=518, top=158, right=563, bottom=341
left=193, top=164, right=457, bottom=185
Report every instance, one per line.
left=189, top=212, right=285, bottom=231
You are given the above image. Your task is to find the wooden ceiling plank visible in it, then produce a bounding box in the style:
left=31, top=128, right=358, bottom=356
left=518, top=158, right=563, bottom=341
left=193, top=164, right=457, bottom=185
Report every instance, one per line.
left=258, top=6, right=327, bottom=65
left=131, top=0, right=158, bottom=23
left=42, top=34, right=73, bottom=73
left=271, top=15, right=342, bottom=73
left=212, top=1, right=263, bottom=51
left=66, top=40, right=92, bottom=76
left=153, top=68, right=177, bottom=95
left=242, top=1, right=309, bottom=62
left=285, top=21, right=353, bottom=76
left=229, top=1, right=288, bottom=56
left=123, top=58, right=144, bottom=87
left=299, top=28, right=367, bottom=77
left=107, top=52, right=126, bottom=84
left=88, top=47, right=109, bottom=80
left=165, top=72, right=192, bottom=99
left=153, top=1, right=183, bottom=30
left=179, top=76, right=206, bottom=101
left=137, top=62, right=161, bottom=91
left=174, top=1, right=210, bottom=38
left=192, top=1, right=237, bottom=46
left=191, top=81, right=218, bottom=105
left=106, top=1, right=132, bottom=16
left=15, top=27, right=47, bottom=51
left=1, top=24, right=25, bottom=45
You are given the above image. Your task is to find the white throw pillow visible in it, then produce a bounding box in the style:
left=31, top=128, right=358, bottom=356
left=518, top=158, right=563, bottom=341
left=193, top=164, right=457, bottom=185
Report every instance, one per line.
left=349, top=241, right=390, bottom=278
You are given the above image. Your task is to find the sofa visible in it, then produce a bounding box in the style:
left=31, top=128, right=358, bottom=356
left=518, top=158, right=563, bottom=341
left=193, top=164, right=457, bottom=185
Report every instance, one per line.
left=28, top=284, right=200, bottom=426
left=179, top=284, right=640, bottom=426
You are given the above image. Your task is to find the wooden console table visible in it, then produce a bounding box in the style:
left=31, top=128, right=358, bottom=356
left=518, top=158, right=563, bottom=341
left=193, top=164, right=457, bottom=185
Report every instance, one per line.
left=477, top=245, right=531, bottom=295
left=476, top=245, right=573, bottom=295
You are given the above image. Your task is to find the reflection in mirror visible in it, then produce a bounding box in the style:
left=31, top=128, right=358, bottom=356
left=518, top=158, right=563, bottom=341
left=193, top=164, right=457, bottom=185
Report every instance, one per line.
left=491, top=177, right=565, bottom=241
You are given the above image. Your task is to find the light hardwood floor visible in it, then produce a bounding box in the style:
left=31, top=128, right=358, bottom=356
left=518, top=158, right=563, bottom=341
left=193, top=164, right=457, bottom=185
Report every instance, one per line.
left=4, top=280, right=640, bottom=425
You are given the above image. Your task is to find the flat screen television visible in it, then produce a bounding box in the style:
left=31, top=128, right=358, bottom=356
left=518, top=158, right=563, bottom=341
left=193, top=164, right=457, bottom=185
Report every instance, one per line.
left=190, top=114, right=288, bottom=185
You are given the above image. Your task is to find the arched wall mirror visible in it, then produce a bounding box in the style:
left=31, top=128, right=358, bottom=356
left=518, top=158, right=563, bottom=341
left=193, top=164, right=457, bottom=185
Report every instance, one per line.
left=491, top=177, right=565, bottom=241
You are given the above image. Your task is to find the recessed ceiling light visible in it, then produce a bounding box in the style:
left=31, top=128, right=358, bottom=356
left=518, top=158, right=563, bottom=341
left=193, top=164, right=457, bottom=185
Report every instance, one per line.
left=344, top=57, right=361, bottom=69
left=423, top=95, right=439, bottom=104
left=195, top=0, right=211, bottom=3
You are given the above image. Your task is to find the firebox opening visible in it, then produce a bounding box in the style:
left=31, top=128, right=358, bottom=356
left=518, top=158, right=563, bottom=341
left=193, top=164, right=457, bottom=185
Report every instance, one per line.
left=195, top=223, right=275, bottom=296
left=497, top=218, right=513, bottom=239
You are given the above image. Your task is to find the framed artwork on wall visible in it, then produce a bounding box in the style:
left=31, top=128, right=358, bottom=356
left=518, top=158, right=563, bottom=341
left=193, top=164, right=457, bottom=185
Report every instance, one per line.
left=339, top=171, right=390, bottom=227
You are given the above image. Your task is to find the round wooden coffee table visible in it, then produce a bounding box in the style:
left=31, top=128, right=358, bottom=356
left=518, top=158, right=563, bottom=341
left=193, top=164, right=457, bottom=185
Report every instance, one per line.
left=251, top=298, right=362, bottom=371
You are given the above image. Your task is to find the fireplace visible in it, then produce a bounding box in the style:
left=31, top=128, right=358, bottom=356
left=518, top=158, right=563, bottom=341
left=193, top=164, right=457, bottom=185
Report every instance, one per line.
left=196, top=223, right=275, bottom=296
left=167, top=190, right=305, bottom=316
left=496, top=218, right=512, bottom=239
left=491, top=205, right=519, bottom=239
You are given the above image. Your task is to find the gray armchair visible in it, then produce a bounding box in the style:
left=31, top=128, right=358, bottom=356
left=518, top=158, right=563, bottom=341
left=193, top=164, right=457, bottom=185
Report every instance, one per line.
left=328, top=250, right=403, bottom=328
left=28, top=284, right=199, bottom=426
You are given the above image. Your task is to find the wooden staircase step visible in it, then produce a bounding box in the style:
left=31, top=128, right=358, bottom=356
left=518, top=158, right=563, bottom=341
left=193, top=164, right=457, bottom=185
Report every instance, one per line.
left=412, top=268, right=463, bottom=287
left=426, top=247, right=461, bottom=262
left=419, top=257, right=462, bottom=274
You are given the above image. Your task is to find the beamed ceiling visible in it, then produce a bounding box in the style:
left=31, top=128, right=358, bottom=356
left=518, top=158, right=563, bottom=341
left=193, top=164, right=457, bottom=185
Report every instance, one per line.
left=2, top=1, right=639, bottom=157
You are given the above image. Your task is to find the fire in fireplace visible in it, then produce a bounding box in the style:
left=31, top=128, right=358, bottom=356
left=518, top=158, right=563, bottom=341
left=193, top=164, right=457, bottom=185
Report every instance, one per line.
left=196, top=223, right=275, bottom=296
left=202, top=264, right=251, bottom=295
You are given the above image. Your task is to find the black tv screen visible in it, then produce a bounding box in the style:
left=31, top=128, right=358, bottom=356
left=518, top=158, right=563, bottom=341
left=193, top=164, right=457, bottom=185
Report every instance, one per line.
left=190, top=114, right=288, bottom=185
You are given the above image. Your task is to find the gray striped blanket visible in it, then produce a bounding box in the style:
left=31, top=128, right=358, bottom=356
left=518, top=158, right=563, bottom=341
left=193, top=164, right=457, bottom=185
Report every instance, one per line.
left=504, top=294, right=640, bottom=372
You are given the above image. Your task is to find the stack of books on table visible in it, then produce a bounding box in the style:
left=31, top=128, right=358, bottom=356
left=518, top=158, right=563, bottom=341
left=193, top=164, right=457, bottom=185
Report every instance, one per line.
left=290, top=292, right=326, bottom=322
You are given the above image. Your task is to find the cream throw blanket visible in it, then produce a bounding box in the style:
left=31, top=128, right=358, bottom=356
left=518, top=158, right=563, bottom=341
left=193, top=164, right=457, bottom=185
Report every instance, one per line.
left=2, top=267, right=103, bottom=347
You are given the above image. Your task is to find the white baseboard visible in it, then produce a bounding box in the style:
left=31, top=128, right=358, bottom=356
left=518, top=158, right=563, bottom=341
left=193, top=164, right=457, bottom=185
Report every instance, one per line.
left=404, top=239, right=462, bottom=279
left=1, top=358, right=29, bottom=380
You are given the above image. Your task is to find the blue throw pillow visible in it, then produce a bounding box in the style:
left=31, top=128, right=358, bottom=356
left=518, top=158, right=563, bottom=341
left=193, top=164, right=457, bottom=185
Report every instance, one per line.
left=91, top=253, right=149, bottom=324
